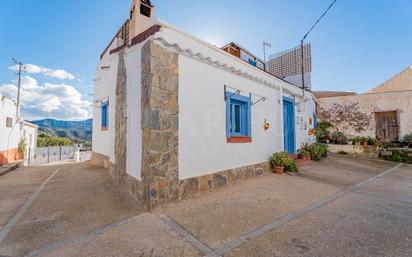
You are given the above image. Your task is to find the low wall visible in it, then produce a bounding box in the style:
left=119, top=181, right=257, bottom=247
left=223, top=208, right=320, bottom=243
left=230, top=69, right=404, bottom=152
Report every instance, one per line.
left=0, top=148, right=21, bottom=166
left=380, top=148, right=412, bottom=164
left=91, top=151, right=271, bottom=209
left=328, top=144, right=380, bottom=159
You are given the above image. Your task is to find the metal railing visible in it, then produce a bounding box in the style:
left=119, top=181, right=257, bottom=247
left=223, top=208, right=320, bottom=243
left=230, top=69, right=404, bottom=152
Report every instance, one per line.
left=25, top=145, right=78, bottom=166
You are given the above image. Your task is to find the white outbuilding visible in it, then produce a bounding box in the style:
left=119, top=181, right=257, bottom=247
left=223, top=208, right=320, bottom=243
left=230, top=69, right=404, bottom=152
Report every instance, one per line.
left=92, top=0, right=317, bottom=208
left=0, top=94, right=38, bottom=165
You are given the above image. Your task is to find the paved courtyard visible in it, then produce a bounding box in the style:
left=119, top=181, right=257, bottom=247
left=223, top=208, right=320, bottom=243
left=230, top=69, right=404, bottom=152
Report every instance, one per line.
left=0, top=154, right=411, bottom=257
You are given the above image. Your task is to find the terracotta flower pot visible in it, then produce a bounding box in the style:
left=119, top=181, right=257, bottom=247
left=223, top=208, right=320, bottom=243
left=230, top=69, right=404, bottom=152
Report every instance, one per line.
left=362, top=141, right=368, bottom=146
left=273, top=166, right=285, bottom=174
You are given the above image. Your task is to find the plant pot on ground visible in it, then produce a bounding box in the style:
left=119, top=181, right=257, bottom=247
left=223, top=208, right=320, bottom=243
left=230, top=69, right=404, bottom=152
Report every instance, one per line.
left=297, top=149, right=311, bottom=161
left=270, top=152, right=298, bottom=174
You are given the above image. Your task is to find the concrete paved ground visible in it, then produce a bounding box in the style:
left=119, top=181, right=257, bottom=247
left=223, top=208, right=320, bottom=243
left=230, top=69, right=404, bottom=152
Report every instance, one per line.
left=0, top=155, right=411, bottom=257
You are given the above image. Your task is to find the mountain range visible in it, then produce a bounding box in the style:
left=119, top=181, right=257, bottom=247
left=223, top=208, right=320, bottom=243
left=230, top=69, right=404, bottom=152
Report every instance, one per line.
left=30, top=118, right=93, bottom=142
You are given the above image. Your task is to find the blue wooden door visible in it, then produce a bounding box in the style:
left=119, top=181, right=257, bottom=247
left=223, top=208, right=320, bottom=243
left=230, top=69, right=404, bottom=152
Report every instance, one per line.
left=283, top=97, right=296, bottom=154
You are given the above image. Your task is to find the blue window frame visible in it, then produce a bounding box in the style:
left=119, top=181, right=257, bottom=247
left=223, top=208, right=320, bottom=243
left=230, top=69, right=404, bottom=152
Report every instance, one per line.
left=313, top=111, right=317, bottom=128
left=226, top=92, right=251, bottom=138
left=101, top=101, right=109, bottom=130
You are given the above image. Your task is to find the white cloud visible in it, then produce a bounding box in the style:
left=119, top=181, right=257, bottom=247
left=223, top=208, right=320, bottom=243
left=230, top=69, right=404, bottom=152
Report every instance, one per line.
left=9, top=63, right=75, bottom=80
left=0, top=76, right=91, bottom=120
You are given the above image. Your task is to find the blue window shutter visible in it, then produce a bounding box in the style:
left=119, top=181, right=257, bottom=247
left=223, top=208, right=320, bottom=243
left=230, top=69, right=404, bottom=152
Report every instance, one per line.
left=247, top=98, right=251, bottom=137
left=313, top=112, right=317, bottom=128
left=101, top=102, right=108, bottom=129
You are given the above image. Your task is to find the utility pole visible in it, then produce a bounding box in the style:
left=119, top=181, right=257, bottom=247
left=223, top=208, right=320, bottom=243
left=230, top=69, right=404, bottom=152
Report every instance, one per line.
left=12, top=59, right=24, bottom=118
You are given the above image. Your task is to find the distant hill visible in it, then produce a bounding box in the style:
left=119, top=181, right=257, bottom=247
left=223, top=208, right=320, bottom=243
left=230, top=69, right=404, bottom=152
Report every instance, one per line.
left=31, top=118, right=92, bottom=142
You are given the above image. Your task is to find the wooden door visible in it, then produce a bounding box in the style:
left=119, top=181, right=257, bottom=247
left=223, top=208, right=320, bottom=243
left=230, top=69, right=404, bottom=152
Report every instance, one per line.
left=375, top=111, right=398, bottom=142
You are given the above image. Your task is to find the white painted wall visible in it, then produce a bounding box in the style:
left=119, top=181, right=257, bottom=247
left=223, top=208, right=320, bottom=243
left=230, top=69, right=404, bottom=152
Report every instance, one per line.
left=0, top=96, right=20, bottom=152
left=125, top=45, right=143, bottom=179
left=93, top=44, right=119, bottom=163
left=21, top=122, right=38, bottom=149
left=178, top=54, right=283, bottom=179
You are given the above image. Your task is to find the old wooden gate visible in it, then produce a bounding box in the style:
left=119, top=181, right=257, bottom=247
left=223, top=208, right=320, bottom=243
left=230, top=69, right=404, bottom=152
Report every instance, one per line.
left=375, top=111, right=398, bottom=142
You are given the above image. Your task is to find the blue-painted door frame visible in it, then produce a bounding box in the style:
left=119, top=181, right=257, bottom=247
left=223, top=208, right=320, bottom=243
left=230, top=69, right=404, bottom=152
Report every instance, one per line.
left=283, top=96, right=296, bottom=154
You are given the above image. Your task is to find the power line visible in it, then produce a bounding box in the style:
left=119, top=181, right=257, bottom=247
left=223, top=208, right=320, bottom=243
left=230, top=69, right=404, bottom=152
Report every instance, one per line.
left=302, top=0, right=338, bottom=41
left=300, top=0, right=338, bottom=95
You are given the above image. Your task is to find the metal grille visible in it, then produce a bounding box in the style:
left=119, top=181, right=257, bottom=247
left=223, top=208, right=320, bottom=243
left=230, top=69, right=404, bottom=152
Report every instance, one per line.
left=25, top=145, right=78, bottom=166
left=267, top=43, right=312, bottom=78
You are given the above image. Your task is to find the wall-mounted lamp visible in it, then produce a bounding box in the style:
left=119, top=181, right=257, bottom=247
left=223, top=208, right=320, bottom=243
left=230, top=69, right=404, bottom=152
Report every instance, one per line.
left=264, top=119, right=270, bottom=130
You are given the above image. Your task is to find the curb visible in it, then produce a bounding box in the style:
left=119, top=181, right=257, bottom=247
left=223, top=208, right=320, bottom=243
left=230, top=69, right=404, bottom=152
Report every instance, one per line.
left=0, top=161, right=23, bottom=176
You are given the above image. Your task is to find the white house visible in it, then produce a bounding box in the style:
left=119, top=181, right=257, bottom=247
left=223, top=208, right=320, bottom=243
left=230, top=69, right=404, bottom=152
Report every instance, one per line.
left=0, top=94, right=38, bottom=165
left=92, top=0, right=317, bottom=208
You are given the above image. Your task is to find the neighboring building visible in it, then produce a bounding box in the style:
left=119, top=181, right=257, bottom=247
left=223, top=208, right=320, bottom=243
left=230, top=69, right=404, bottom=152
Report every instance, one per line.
left=92, top=0, right=317, bottom=208
left=221, top=42, right=265, bottom=71
left=0, top=94, right=38, bottom=165
left=266, top=43, right=312, bottom=90
left=316, top=65, right=412, bottom=143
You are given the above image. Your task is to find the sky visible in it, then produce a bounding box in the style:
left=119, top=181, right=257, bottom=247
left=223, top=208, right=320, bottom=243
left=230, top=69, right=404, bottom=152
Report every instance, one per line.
left=0, top=0, right=411, bottom=120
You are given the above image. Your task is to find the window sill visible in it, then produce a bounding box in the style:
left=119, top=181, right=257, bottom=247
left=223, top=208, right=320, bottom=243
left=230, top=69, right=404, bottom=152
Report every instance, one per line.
left=101, top=127, right=108, bottom=131
left=227, top=137, right=252, bottom=143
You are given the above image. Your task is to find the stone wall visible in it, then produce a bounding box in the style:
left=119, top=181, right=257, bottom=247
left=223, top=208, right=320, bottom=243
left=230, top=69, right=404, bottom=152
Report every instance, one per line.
left=179, top=162, right=271, bottom=199
left=114, top=50, right=128, bottom=185
left=141, top=41, right=179, bottom=209
left=317, top=91, right=412, bottom=139
left=327, top=144, right=380, bottom=159
left=91, top=39, right=280, bottom=209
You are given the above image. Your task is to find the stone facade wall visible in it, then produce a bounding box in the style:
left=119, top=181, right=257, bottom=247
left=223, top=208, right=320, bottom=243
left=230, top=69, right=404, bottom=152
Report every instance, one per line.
left=317, top=91, right=412, bottom=139
left=114, top=50, right=128, bottom=185
left=91, top=39, right=279, bottom=209
left=179, top=162, right=271, bottom=199
left=141, top=40, right=179, bottom=209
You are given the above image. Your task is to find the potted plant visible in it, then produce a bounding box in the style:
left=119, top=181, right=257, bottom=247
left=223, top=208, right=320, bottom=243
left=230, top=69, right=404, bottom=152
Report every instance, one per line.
left=270, top=152, right=286, bottom=174
left=270, top=152, right=298, bottom=174
left=362, top=137, right=369, bottom=146
left=316, top=121, right=333, bottom=143
left=331, top=131, right=347, bottom=145
left=298, top=149, right=311, bottom=161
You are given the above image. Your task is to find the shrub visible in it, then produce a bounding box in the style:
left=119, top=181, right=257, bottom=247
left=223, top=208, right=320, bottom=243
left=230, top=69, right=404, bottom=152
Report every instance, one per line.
left=404, top=133, right=412, bottom=147
left=18, top=138, right=27, bottom=156
left=297, top=149, right=311, bottom=158
left=331, top=131, right=347, bottom=144
left=37, top=134, right=73, bottom=147
left=270, top=152, right=298, bottom=172
left=367, top=136, right=380, bottom=146
left=303, top=143, right=328, bottom=161
left=316, top=121, right=333, bottom=142
left=353, top=136, right=368, bottom=145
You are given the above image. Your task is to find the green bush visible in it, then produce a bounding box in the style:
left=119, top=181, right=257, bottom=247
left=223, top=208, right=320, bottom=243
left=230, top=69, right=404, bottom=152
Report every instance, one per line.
left=297, top=149, right=311, bottom=158
left=367, top=136, right=380, bottom=146
left=270, top=152, right=298, bottom=172
left=316, top=121, right=333, bottom=142
left=353, top=136, right=368, bottom=145
left=37, top=134, right=73, bottom=147
left=404, top=133, right=412, bottom=146
left=303, top=143, right=328, bottom=161
left=18, top=138, right=27, bottom=156
left=331, top=131, right=347, bottom=144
